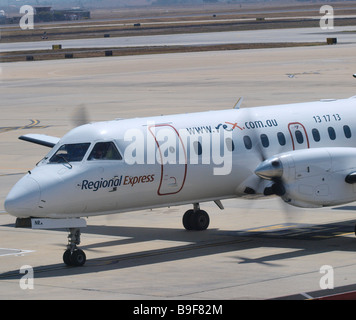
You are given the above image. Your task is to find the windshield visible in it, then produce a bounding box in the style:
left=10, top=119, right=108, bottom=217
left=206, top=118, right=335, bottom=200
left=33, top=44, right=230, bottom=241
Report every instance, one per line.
left=49, top=143, right=91, bottom=163
left=88, top=142, right=122, bottom=161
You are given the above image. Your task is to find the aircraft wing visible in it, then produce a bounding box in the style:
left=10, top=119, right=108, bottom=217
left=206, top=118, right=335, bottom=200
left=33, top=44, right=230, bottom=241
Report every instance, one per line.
left=19, top=134, right=60, bottom=148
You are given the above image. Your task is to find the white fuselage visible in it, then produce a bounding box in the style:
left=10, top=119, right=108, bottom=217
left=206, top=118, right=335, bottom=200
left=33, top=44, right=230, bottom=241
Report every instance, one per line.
left=5, top=97, right=356, bottom=218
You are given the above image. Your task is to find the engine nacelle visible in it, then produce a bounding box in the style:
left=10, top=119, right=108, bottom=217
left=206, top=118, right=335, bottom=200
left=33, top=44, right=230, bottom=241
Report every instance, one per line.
left=255, top=148, right=356, bottom=208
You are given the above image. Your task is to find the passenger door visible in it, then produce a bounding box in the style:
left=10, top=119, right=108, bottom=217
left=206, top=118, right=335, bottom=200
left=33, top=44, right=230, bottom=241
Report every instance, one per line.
left=148, top=124, right=187, bottom=196
left=288, top=122, right=310, bottom=150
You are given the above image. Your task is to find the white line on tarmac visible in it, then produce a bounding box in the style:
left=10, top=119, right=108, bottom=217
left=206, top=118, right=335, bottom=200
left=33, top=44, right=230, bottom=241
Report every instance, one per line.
left=300, top=292, right=314, bottom=299
left=0, top=248, right=34, bottom=257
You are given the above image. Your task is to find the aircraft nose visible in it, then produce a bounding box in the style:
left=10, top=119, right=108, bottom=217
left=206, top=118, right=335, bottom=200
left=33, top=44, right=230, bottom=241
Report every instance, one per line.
left=5, top=175, right=41, bottom=217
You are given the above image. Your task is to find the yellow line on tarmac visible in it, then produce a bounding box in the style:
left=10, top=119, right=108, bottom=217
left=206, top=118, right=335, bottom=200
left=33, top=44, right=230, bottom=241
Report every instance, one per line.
left=248, top=224, right=297, bottom=232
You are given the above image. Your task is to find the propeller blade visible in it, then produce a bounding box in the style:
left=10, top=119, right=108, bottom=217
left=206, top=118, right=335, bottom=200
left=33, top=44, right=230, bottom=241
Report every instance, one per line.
left=240, top=105, right=302, bottom=222
left=263, top=178, right=285, bottom=197
left=242, top=107, right=268, bottom=162
left=72, top=104, right=90, bottom=127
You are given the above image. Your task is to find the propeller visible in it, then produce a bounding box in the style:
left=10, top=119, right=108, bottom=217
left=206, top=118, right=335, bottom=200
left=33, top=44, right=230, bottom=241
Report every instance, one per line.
left=70, top=105, right=129, bottom=224
left=254, top=157, right=286, bottom=197
left=239, top=107, right=302, bottom=223
left=239, top=107, right=286, bottom=197
left=252, top=151, right=302, bottom=224
left=71, top=104, right=90, bottom=127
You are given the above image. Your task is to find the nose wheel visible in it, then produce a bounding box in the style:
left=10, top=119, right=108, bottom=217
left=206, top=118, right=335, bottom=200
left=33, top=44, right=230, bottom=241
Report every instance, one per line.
left=182, top=203, right=210, bottom=231
left=63, top=228, right=86, bottom=266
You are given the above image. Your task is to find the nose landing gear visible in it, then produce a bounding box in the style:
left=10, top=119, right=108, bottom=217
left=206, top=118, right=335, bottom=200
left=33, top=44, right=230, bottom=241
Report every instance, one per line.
left=63, top=228, right=86, bottom=267
left=15, top=218, right=87, bottom=267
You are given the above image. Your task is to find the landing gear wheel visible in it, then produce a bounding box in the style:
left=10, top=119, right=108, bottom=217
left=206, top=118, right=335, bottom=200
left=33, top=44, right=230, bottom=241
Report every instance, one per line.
left=71, top=249, right=86, bottom=266
left=63, top=249, right=72, bottom=266
left=182, top=209, right=210, bottom=231
left=183, top=209, right=195, bottom=230
left=63, top=249, right=86, bottom=266
left=195, top=210, right=210, bottom=231
left=63, top=228, right=86, bottom=266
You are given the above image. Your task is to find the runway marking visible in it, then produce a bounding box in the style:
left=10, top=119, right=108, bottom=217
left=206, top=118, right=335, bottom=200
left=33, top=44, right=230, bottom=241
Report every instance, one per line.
left=300, top=292, right=314, bottom=299
left=0, top=119, right=51, bottom=134
left=313, top=232, right=354, bottom=239
left=248, top=224, right=297, bottom=232
left=0, top=248, right=34, bottom=257
left=333, top=232, right=354, bottom=237
left=0, top=172, right=26, bottom=177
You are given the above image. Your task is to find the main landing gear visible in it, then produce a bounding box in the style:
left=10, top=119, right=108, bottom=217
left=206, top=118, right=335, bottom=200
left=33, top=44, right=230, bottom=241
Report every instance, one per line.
left=182, top=203, right=210, bottom=231
left=63, top=228, right=86, bottom=267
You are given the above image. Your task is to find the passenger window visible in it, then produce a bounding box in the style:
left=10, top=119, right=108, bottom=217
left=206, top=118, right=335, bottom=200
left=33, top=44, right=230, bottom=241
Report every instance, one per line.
left=260, top=134, right=269, bottom=148
left=328, top=127, right=336, bottom=140
left=277, top=132, right=286, bottom=146
left=193, top=141, right=202, bottom=155
left=243, top=136, right=252, bottom=150
left=295, top=130, right=304, bottom=144
left=49, top=143, right=90, bottom=163
left=225, top=138, right=235, bottom=152
left=312, top=128, right=320, bottom=142
left=88, top=142, right=122, bottom=160
left=343, top=125, right=352, bottom=139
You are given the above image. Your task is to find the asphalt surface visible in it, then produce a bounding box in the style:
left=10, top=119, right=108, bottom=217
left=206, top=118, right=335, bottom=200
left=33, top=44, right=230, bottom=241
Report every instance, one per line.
left=2, top=25, right=356, bottom=52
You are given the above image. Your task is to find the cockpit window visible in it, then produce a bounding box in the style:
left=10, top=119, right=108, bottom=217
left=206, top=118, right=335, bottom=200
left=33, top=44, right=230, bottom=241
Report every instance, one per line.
left=88, top=142, right=122, bottom=161
left=49, top=143, right=90, bottom=163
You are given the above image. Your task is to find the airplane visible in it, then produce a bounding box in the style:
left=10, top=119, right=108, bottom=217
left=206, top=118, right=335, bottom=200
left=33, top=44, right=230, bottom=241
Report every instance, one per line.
left=5, top=96, right=356, bottom=266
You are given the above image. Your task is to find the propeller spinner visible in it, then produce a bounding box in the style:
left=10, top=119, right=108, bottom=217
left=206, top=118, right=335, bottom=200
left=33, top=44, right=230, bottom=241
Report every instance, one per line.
left=255, top=157, right=286, bottom=197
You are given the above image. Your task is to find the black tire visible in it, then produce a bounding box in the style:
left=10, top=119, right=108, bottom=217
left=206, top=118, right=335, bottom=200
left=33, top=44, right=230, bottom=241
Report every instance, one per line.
left=183, top=209, right=210, bottom=231
left=71, top=249, right=86, bottom=266
left=182, top=209, right=195, bottom=230
left=195, top=210, right=210, bottom=231
left=63, top=249, right=72, bottom=266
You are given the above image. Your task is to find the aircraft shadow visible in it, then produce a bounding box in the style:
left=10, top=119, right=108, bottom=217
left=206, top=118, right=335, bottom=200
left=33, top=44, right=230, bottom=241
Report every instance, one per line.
left=1, top=219, right=356, bottom=280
